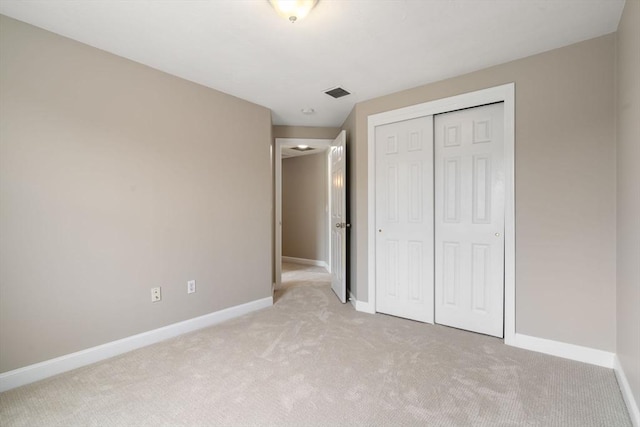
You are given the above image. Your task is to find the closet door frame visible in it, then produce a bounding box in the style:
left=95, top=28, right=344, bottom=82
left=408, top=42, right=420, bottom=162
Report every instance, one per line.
left=366, top=83, right=516, bottom=344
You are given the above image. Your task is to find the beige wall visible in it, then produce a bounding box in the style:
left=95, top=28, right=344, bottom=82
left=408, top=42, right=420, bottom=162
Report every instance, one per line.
left=282, top=153, right=328, bottom=262
left=273, top=126, right=339, bottom=140
left=342, top=34, right=617, bottom=351
left=0, top=16, right=272, bottom=372
left=616, top=0, right=640, bottom=408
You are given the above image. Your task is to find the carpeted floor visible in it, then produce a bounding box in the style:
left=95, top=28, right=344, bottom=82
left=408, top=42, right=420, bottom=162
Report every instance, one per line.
left=0, top=263, right=632, bottom=426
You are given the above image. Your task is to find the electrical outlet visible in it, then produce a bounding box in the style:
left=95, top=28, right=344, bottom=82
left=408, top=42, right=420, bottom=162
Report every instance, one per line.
left=187, top=280, right=196, bottom=294
left=151, top=287, right=161, bottom=302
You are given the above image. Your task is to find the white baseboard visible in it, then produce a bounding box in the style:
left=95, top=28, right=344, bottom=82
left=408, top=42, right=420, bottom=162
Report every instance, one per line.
left=282, top=256, right=328, bottom=270
left=509, top=333, right=615, bottom=368
left=349, top=293, right=375, bottom=314
left=614, top=355, right=640, bottom=426
left=349, top=292, right=356, bottom=308
left=0, top=296, right=273, bottom=393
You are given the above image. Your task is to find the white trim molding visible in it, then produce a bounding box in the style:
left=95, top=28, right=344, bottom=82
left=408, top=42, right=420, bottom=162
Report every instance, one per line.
left=366, top=83, right=516, bottom=343
left=0, top=296, right=273, bottom=393
left=349, top=292, right=357, bottom=309
left=510, top=333, right=615, bottom=368
left=353, top=299, right=375, bottom=314
left=282, top=256, right=328, bottom=270
left=614, top=355, right=640, bottom=426
left=349, top=292, right=376, bottom=314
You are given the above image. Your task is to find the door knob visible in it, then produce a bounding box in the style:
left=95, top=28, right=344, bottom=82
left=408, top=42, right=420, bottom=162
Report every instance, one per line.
left=495, top=232, right=501, bottom=237
left=378, top=229, right=382, bottom=233
left=336, top=223, right=342, bottom=228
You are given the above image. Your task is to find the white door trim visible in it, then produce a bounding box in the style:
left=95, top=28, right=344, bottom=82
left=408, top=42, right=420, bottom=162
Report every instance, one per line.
left=367, top=83, right=516, bottom=344
left=275, top=138, right=332, bottom=288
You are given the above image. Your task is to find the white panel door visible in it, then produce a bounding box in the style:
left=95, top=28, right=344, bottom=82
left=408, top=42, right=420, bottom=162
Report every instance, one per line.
left=375, top=116, right=434, bottom=323
left=330, top=130, right=347, bottom=303
left=434, top=103, right=505, bottom=337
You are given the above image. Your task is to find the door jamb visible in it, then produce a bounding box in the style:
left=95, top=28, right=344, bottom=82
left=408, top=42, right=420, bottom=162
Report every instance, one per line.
left=366, top=83, right=516, bottom=344
left=275, top=138, right=332, bottom=289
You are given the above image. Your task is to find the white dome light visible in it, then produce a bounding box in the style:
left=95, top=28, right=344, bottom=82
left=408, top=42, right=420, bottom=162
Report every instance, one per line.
left=268, top=0, right=318, bottom=23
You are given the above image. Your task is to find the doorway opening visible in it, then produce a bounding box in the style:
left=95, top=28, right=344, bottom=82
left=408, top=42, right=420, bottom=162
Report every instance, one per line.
left=274, top=138, right=332, bottom=290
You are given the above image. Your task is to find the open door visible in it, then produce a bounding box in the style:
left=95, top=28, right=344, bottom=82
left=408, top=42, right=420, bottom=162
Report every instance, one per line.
left=330, top=130, right=348, bottom=303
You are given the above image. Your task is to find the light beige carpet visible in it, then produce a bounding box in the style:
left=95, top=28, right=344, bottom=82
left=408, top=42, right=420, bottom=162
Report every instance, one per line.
left=0, top=263, right=632, bottom=426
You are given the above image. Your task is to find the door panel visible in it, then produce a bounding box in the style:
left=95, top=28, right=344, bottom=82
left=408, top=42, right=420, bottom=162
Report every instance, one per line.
left=330, top=131, right=347, bottom=303
left=434, top=103, right=505, bottom=337
left=375, top=116, right=433, bottom=323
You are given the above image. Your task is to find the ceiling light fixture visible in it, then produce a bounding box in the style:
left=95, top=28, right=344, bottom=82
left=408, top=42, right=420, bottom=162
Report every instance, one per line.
left=269, top=0, right=318, bottom=23
left=291, top=145, right=315, bottom=152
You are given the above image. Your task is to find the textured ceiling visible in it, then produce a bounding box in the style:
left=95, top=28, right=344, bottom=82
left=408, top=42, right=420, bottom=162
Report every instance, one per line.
left=0, top=0, right=626, bottom=127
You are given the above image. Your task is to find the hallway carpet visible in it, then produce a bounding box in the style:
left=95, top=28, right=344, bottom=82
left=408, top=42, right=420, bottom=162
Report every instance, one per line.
left=0, top=263, right=631, bottom=426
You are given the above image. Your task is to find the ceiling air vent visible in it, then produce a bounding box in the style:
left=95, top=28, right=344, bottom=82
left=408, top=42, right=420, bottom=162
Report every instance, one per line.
left=324, top=86, right=351, bottom=99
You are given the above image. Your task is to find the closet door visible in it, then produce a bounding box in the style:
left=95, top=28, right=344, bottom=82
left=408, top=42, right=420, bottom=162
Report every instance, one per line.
left=434, top=103, right=505, bottom=337
left=375, top=116, right=434, bottom=323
